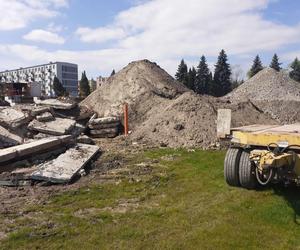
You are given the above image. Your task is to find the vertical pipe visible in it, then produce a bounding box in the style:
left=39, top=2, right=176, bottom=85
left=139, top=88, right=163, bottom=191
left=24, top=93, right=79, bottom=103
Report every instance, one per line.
left=124, top=103, right=129, bottom=136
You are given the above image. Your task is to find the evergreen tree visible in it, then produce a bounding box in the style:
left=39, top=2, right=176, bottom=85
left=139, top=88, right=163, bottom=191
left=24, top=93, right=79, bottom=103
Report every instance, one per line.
left=187, top=67, right=197, bottom=90
left=270, top=53, right=281, bottom=71
left=53, top=76, right=66, bottom=97
left=110, top=69, right=116, bottom=76
left=175, top=59, right=188, bottom=85
left=195, top=55, right=211, bottom=94
left=79, top=71, right=90, bottom=97
left=212, top=49, right=232, bottom=97
left=290, top=57, right=300, bottom=82
left=248, top=55, right=263, bottom=78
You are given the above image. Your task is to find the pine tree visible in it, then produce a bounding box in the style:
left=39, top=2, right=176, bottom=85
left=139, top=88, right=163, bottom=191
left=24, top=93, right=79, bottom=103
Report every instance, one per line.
left=110, top=69, right=116, bottom=76
left=270, top=53, right=281, bottom=71
left=53, top=76, right=66, bottom=97
left=248, top=55, right=263, bottom=78
left=187, top=67, right=197, bottom=90
left=290, top=57, right=300, bottom=82
left=195, top=55, right=211, bottom=94
left=212, top=49, right=232, bottom=97
left=79, top=71, right=90, bottom=97
left=175, top=59, right=188, bottom=84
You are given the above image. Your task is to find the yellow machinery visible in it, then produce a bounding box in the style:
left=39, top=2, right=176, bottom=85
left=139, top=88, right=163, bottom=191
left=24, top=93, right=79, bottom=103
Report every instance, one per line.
left=218, top=109, right=300, bottom=189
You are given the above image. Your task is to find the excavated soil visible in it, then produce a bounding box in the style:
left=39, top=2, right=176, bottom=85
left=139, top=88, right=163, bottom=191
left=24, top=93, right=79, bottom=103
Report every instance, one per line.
left=82, top=60, right=278, bottom=148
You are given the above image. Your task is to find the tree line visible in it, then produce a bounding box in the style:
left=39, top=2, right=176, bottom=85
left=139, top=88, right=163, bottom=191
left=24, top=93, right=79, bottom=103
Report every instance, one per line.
left=175, top=50, right=300, bottom=97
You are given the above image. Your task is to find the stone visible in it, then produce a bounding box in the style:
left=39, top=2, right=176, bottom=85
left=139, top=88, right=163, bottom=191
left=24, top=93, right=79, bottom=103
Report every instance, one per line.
left=31, top=144, right=100, bottom=183
left=28, top=118, right=76, bottom=135
left=36, top=112, right=54, bottom=122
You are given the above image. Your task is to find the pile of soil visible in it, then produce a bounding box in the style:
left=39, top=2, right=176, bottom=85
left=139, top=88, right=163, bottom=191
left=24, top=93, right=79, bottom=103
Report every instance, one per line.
left=227, top=68, right=300, bottom=102
left=82, top=60, right=276, bottom=148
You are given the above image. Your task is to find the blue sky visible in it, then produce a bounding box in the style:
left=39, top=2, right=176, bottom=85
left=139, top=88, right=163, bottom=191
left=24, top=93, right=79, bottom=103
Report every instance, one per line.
left=0, top=0, right=300, bottom=80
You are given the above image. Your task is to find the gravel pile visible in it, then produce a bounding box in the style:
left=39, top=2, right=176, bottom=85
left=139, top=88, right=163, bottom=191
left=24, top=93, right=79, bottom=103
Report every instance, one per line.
left=227, top=68, right=300, bottom=102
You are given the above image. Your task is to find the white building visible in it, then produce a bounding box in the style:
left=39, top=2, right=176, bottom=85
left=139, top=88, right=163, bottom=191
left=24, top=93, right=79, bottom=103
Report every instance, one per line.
left=0, top=62, right=78, bottom=97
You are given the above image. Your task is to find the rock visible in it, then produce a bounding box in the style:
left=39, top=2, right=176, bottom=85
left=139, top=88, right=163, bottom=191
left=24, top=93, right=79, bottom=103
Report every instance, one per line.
left=174, top=124, right=184, bottom=131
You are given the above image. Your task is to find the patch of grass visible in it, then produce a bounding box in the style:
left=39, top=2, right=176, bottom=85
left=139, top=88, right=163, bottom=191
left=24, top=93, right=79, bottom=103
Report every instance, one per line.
left=2, top=149, right=300, bottom=249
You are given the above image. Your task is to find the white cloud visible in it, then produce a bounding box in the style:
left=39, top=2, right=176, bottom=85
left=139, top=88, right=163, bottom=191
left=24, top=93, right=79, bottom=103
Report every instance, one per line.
left=0, top=0, right=68, bottom=30
left=1, top=0, right=300, bottom=78
left=23, top=29, right=65, bottom=44
left=75, top=27, right=126, bottom=43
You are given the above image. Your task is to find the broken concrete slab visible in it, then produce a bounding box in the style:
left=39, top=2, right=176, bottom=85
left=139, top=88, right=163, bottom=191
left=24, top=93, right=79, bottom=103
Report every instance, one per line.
left=36, top=112, right=54, bottom=122
left=72, top=123, right=86, bottom=137
left=34, top=98, right=77, bottom=110
left=89, top=116, right=120, bottom=125
left=0, top=107, right=30, bottom=128
left=31, top=143, right=100, bottom=183
left=0, top=125, right=23, bottom=148
left=31, top=106, right=51, bottom=116
left=90, top=127, right=118, bottom=136
left=0, top=135, right=72, bottom=164
left=77, top=135, right=95, bottom=145
left=88, top=122, right=120, bottom=130
left=28, top=118, right=76, bottom=136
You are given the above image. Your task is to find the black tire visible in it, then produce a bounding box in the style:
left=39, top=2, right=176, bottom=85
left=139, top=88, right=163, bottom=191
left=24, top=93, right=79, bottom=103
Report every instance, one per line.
left=224, top=147, right=242, bottom=187
left=239, top=151, right=257, bottom=189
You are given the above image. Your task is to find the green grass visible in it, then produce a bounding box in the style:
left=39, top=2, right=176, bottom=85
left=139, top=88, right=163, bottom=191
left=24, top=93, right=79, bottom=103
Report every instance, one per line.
left=2, top=149, right=300, bottom=249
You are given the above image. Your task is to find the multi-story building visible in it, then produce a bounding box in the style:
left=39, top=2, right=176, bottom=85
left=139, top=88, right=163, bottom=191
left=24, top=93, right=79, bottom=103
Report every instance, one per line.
left=0, top=62, right=79, bottom=97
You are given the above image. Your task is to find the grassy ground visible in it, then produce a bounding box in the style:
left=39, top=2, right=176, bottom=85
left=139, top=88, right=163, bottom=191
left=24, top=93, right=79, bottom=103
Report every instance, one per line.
left=2, top=149, right=300, bottom=249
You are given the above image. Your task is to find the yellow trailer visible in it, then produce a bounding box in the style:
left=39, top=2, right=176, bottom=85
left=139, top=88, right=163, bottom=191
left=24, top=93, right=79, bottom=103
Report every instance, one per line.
left=218, top=109, right=300, bottom=189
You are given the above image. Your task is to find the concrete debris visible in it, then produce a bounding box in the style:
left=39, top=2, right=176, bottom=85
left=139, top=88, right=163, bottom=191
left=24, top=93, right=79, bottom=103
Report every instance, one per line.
left=34, top=98, right=77, bottom=110
left=28, top=118, right=76, bottom=136
left=31, top=143, right=100, bottom=183
left=36, top=112, right=54, bottom=122
left=88, top=116, right=120, bottom=138
left=31, top=106, right=51, bottom=116
left=0, top=107, right=30, bottom=128
left=72, top=123, right=86, bottom=137
left=0, top=135, right=71, bottom=164
left=0, top=125, right=23, bottom=148
left=77, top=135, right=95, bottom=145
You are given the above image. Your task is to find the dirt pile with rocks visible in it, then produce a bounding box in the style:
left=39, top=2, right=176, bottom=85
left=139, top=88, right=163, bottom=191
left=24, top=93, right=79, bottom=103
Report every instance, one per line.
left=227, top=68, right=300, bottom=102
left=82, top=60, right=277, bottom=148
left=81, top=59, right=187, bottom=120
left=226, top=68, right=300, bottom=124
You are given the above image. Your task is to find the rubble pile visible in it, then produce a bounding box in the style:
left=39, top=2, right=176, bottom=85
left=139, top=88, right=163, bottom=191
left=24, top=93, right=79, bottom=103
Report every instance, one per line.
left=0, top=98, right=101, bottom=187
left=88, top=116, right=120, bottom=138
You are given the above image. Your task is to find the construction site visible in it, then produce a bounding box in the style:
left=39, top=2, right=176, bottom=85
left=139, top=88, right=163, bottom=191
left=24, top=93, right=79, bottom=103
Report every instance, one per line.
left=1, top=59, right=300, bottom=249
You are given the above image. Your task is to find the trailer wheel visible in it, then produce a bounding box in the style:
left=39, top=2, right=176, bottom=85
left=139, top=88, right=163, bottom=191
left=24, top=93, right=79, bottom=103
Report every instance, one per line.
left=224, top=147, right=242, bottom=187
left=239, top=151, right=257, bottom=189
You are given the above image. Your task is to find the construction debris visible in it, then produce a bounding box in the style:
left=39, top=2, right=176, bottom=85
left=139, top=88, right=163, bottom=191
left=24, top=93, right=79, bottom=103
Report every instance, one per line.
left=0, top=135, right=71, bottom=164
left=0, top=125, right=23, bottom=148
left=36, top=112, right=54, bottom=122
left=34, top=98, right=77, bottom=110
left=0, top=107, right=30, bottom=128
left=31, top=144, right=99, bottom=183
left=88, top=116, right=120, bottom=138
left=28, top=118, right=76, bottom=136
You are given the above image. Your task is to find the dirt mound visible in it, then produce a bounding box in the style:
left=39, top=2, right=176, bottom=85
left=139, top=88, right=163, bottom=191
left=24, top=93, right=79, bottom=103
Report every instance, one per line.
left=82, top=59, right=277, bottom=148
left=227, top=68, right=300, bottom=102
left=131, top=92, right=276, bottom=148
left=81, top=59, right=188, bottom=119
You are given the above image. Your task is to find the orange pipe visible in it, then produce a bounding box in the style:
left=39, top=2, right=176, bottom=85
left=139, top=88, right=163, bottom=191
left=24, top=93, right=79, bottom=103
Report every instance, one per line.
left=124, top=103, right=129, bottom=136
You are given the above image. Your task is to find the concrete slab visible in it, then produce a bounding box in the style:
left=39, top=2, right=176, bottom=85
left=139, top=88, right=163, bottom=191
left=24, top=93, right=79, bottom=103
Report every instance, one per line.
left=88, top=122, right=119, bottom=130
left=89, top=116, right=120, bottom=125
left=36, top=112, right=54, bottom=122
left=34, top=98, right=77, bottom=110
left=28, top=118, right=76, bottom=135
left=0, top=107, right=30, bottom=128
left=31, top=106, right=50, bottom=116
left=31, top=144, right=100, bottom=183
left=0, top=125, right=23, bottom=147
left=0, top=135, right=71, bottom=164
left=90, top=127, right=118, bottom=136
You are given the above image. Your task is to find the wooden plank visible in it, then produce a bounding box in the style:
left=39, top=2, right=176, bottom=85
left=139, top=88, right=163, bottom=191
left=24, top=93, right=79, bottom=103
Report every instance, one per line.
left=231, top=124, right=280, bottom=132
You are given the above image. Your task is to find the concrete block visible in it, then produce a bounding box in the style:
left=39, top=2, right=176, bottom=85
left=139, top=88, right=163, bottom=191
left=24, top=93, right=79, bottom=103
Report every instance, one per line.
left=88, top=122, right=119, bottom=130
left=34, top=98, right=77, bottom=110
left=0, top=135, right=71, bottom=164
left=36, top=112, right=54, bottom=122
left=31, top=107, right=50, bottom=116
left=31, top=144, right=100, bottom=183
left=28, top=118, right=76, bottom=135
left=0, top=125, right=23, bottom=147
left=90, top=127, right=118, bottom=136
left=0, top=107, right=30, bottom=128
left=89, top=116, right=120, bottom=125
